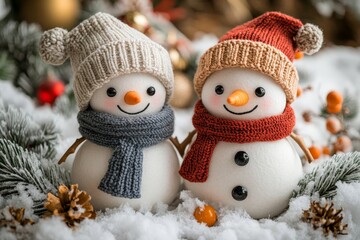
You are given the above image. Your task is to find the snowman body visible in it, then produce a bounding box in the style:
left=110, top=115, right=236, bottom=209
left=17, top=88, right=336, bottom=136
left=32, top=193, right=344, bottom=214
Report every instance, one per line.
left=184, top=138, right=302, bottom=218
left=184, top=68, right=304, bottom=218
left=71, top=73, right=181, bottom=210
left=72, top=139, right=179, bottom=210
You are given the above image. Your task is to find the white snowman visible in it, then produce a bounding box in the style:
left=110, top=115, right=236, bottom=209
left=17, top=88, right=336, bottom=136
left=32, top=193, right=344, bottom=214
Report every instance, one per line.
left=179, top=12, right=323, bottom=219
left=40, top=13, right=180, bottom=210
left=73, top=72, right=180, bottom=210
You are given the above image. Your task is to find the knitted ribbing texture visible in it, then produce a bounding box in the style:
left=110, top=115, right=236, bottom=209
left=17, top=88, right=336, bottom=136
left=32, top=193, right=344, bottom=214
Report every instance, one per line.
left=193, top=12, right=322, bottom=104
left=77, top=105, right=174, bottom=198
left=179, top=101, right=295, bottom=182
left=219, top=12, right=303, bottom=61
left=194, top=40, right=298, bottom=103
left=39, top=12, right=174, bottom=110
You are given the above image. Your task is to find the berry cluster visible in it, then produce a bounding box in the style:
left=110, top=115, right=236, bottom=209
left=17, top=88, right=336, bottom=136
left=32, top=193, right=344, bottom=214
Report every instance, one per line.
left=301, top=90, right=354, bottom=160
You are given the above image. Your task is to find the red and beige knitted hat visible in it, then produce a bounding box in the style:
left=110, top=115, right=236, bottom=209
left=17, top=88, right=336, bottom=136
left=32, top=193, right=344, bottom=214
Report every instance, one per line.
left=194, top=12, right=323, bottom=103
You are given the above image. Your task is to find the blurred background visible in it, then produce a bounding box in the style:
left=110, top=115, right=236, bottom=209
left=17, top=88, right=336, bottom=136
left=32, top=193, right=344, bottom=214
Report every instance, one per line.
left=0, top=0, right=360, bottom=157
left=1, top=0, right=360, bottom=109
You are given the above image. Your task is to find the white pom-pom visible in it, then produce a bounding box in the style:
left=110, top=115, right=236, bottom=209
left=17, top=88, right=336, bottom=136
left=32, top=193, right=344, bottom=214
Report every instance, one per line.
left=39, top=28, right=69, bottom=65
left=295, top=23, right=323, bottom=55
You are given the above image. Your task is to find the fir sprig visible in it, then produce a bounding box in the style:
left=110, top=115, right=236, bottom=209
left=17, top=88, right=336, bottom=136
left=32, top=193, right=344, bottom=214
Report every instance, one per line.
left=0, top=102, right=70, bottom=215
left=293, top=152, right=360, bottom=199
left=0, top=139, right=70, bottom=215
left=0, top=101, right=58, bottom=159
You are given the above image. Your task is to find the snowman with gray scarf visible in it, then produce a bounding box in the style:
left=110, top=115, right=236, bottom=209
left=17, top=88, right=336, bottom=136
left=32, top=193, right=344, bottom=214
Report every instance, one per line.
left=40, top=12, right=180, bottom=210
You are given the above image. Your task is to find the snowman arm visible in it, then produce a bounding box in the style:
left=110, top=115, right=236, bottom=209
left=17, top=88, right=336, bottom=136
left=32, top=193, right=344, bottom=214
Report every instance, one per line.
left=290, top=132, right=314, bottom=163
left=169, top=130, right=197, bottom=157
left=58, top=137, right=86, bottom=164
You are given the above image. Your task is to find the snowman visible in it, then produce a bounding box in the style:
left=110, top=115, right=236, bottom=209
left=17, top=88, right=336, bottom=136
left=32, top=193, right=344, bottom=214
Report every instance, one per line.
left=40, top=13, right=180, bottom=210
left=179, top=12, right=323, bottom=219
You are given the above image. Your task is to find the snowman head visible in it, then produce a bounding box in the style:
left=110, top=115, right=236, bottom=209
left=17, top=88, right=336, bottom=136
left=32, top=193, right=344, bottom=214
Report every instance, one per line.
left=201, top=68, right=286, bottom=120
left=193, top=12, right=323, bottom=117
left=89, top=73, right=166, bottom=117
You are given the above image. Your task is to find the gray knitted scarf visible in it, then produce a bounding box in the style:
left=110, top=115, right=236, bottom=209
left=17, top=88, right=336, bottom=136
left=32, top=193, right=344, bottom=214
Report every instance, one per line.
left=77, top=105, right=174, bottom=199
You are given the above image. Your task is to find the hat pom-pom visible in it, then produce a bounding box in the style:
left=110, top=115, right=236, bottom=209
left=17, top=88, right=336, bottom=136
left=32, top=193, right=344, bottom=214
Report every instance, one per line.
left=39, top=28, right=69, bottom=65
left=295, top=23, right=323, bottom=55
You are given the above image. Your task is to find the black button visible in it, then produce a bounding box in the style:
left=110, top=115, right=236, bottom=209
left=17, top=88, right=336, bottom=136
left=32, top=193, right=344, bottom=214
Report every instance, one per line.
left=234, top=151, right=249, bottom=166
left=232, top=186, right=248, bottom=201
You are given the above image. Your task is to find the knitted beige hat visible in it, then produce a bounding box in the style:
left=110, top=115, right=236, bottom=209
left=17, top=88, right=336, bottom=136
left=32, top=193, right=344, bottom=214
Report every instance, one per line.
left=194, top=12, right=323, bottom=103
left=39, top=12, right=173, bottom=111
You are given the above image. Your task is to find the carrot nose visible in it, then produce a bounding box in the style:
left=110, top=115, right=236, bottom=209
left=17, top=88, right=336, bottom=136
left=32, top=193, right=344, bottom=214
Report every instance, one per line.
left=227, top=90, right=249, bottom=106
left=124, top=91, right=141, bottom=105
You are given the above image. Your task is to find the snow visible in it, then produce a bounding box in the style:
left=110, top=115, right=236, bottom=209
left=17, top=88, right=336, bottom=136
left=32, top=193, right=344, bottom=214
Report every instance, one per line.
left=1, top=46, right=360, bottom=239
left=3, top=185, right=360, bottom=239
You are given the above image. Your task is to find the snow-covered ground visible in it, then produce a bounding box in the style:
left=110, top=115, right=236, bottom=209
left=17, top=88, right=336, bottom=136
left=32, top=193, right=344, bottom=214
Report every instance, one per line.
left=1, top=46, right=360, bottom=239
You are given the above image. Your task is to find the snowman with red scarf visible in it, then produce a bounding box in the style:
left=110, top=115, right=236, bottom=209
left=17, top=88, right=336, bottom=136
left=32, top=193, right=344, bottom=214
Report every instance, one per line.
left=180, top=12, right=323, bottom=219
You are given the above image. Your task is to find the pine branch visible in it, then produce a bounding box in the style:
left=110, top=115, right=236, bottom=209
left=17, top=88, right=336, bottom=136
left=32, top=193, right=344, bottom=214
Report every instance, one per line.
left=0, top=100, right=70, bottom=214
left=0, top=139, right=70, bottom=215
left=0, top=101, right=59, bottom=159
left=292, top=152, right=360, bottom=199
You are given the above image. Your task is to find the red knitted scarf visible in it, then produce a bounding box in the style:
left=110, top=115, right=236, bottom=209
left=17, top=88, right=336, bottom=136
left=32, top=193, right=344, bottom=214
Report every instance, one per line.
left=179, top=100, right=296, bottom=182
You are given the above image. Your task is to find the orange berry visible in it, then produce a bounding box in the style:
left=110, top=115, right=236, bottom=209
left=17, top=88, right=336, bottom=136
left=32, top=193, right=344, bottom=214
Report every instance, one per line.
left=295, top=51, right=304, bottom=60
left=327, top=103, right=342, bottom=114
left=326, top=91, right=343, bottom=106
left=322, top=146, right=331, bottom=155
left=326, top=116, right=342, bottom=134
left=296, top=86, right=303, bottom=98
left=334, top=136, right=352, bottom=153
left=194, top=205, right=217, bottom=227
left=308, top=145, right=322, bottom=160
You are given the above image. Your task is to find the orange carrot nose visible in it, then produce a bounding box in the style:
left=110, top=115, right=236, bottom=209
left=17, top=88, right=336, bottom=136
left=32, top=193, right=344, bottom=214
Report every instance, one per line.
left=124, top=91, right=141, bottom=105
left=227, top=89, right=249, bottom=106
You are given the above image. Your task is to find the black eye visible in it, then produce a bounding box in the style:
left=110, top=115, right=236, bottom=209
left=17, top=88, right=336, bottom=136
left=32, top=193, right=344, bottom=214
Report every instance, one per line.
left=255, top=87, right=265, bottom=97
left=147, top=86, right=156, bottom=96
left=107, top=87, right=117, bottom=97
left=215, top=85, right=224, bottom=95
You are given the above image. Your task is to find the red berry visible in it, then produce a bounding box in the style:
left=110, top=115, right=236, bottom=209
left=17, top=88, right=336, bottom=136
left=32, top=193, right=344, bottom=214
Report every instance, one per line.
left=37, top=78, right=65, bottom=105
left=51, top=81, right=65, bottom=97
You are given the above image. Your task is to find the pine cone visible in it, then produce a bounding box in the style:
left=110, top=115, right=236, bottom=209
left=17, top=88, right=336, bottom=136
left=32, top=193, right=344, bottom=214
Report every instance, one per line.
left=44, top=184, right=96, bottom=227
left=0, top=207, right=34, bottom=231
left=302, top=201, right=348, bottom=237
